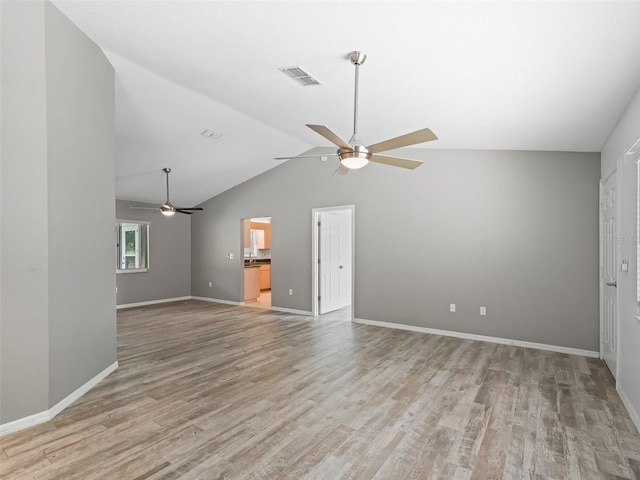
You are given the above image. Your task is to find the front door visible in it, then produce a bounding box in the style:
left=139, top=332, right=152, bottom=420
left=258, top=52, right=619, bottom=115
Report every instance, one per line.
left=601, top=169, right=618, bottom=377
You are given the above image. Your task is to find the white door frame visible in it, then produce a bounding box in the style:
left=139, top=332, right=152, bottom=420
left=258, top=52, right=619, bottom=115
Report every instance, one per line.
left=312, top=205, right=355, bottom=318
left=599, top=161, right=621, bottom=379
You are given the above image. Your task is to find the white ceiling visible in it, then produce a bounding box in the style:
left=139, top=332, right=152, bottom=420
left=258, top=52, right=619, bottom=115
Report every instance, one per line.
left=52, top=1, right=640, bottom=206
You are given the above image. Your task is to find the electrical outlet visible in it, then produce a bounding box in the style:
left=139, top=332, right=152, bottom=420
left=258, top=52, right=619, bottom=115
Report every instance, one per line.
left=449, top=303, right=456, bottom=313
left=208, top=282, right=212, bottom=288
left=289, top=289, right=293, bottom=296
left=480, top=306, right=487, bottom=316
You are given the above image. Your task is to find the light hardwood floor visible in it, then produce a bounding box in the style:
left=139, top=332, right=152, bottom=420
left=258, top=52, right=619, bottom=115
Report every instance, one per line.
left=245, top=291, right=272, bottom=310
left=1, top=300, right=639, bottom=479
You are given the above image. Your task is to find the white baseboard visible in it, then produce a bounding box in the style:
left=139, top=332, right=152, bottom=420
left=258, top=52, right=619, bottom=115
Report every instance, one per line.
left=196, top=296, right=312, bottom=316
left=269, top=306, right=312, bottom=316
left=117, top=296, right=192, bottom=309
left=119, top=296, right=312, bottom=317
left=0, top=361, right=118, bottom=437
left=191, top=296, right=243, bottom=306
left=48, top=362, right=118, bottom=419
left=0, top=411, right=50, bottom=437
left=353, top=318, right=600, bottom=358
left=617, top=385, right=640, bottom=434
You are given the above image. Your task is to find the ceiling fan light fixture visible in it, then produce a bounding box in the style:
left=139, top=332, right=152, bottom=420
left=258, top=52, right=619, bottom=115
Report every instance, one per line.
left=161, top=204, right=176, bottom=216
left=339, top=143, right=370, bottom=169
left=340, top=157, right=369, bottom=169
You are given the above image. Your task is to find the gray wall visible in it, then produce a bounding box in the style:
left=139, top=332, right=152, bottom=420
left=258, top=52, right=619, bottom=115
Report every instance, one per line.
left=1, top=0, right=51, bottom=422
left=601, top=85, right=640, bottom=426
left=192, top=149, right=601, bottom=351
left=45, top=1, right=117, bottom=408
left=116, top=200, right=191, bottom=306
left=0, top=0, right=116, bottom=424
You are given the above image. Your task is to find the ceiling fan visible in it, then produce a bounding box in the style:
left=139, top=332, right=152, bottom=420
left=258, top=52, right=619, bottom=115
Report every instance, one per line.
left=275, top=51, right=438, bottom=175
left=129, top=168, right=204, bottom=216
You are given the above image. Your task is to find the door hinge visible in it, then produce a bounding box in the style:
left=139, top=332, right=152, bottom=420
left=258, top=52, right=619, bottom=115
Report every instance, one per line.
left=318, top=295, right=321, bottom=301
left=317, top=258, right=321, bottom=264
left=317, top=221, right=321, bottom=227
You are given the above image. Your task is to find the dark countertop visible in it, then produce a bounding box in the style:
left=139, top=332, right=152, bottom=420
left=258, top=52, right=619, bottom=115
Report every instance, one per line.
left=244, top=259, right=271, bottom=266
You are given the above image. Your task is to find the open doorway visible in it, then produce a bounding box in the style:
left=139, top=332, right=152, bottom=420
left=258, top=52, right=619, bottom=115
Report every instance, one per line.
left=242, top=217, right=272, bottom=309
left=312, top=206, right=354, bottom=319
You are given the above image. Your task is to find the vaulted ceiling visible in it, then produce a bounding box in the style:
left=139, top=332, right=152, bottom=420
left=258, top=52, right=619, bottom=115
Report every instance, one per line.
left=52, top=1, right=640, bottom=206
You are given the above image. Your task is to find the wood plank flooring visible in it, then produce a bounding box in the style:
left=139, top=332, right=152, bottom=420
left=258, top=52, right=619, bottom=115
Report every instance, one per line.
left=1, top=300, right=639, bottom=479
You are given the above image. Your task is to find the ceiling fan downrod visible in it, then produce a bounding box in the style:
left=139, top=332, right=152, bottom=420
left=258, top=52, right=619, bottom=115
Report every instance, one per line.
left=162, top=167, right=176, bottom=216
left=350, top=51, right=366, bottom=138
left=163, top=167, right=172, bottom=204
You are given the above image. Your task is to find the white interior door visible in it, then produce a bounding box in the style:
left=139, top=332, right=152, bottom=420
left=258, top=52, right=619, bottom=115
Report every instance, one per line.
left=318, top=211, right=351, bottom=314
left=601, top=170, right=618, bottom=377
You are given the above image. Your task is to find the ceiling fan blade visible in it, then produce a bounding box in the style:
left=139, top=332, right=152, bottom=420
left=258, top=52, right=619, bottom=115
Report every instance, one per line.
left=367, top=128, right=438, bottom=154
left=175, top=207, right=203, bottom=211
left=306, top=125, right=352, bottom=149
left=333, top=164, right=350, bottom=176
left=274, top=153, right=339, bottom=160
left=369, top=154, right=423, bottom=170
left=175, top=210, right=193, bottom=215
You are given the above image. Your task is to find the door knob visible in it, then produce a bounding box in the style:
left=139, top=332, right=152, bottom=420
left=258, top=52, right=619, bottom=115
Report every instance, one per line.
left=606, top=281, right=617, bottom=287
left=338, top=265, right=344, bottom=269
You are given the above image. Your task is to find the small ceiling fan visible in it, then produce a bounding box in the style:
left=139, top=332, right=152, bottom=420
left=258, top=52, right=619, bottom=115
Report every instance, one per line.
left=275, top=51, right=438, bottom=175
left=129, top=168, right=203, bottom=216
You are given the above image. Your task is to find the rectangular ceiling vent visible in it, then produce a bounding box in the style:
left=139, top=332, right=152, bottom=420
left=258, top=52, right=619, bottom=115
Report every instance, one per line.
left=278, top=65, right=321, bottom=86
left=201, top=129, right=223, bottom=140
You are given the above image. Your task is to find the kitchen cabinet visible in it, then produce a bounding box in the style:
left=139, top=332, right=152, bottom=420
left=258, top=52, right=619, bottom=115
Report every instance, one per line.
left=250, top=229, right=265, bottom=249
left=264, top=223, right=271, bottom=248
left=250, top=222, right=271, bottom=249
left=259, top=263, right=271, bottom=290
left=243, top=219, right=251, bottom=248
left=244, top=266, right=260, bottom=301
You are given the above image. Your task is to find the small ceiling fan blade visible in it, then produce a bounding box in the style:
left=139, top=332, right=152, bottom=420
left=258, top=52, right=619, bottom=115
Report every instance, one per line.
left=175, top=207, right=203, bottom=211
left=175, top=210, right=193, bottom=215
left=274, top=153, right=339, bottom=160
left=306, top=125, right=352, bottom=149
left=333, top=164, right=350, bottom=176
left=369, top=154, right=423, bottom=170
left=367, top=128, right=438, bottom=154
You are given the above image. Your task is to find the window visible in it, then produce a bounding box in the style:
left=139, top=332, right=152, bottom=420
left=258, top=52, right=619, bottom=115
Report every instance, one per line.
left=116, top=220, right=149, bottom=273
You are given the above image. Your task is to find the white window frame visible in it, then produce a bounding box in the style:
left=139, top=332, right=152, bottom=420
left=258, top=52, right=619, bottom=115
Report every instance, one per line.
left=116, top=219, right=150, bottom=274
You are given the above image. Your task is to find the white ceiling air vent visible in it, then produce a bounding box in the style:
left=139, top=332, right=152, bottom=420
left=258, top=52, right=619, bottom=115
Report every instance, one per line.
left=201, top=129, right=223, bottom=140
left=278, top=65, right=321, bottom=86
